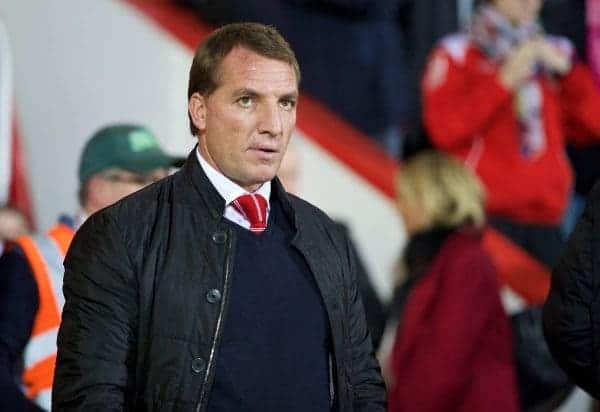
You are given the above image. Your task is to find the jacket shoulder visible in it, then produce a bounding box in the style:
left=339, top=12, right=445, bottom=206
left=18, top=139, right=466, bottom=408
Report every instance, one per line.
left=285, top=194, right=355, bottom=272
left=287, top=193, right=340, bottom=233
left=99, top=173, right=178, bottom=225
left=75, top=174, right=180, bottom=260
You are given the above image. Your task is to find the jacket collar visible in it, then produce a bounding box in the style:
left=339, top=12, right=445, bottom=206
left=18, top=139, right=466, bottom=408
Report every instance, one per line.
left=181, top=147, right=225, bottom=221
left=271, top=176, right=299, bottom=233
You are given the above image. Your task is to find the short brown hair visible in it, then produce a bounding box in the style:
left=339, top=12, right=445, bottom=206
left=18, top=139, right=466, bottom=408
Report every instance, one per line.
left=187, top=22, right=301, bottom=136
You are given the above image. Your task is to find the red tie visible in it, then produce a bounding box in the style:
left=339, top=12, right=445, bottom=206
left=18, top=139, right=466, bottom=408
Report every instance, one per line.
left=231, top=194, right=268, bottom=234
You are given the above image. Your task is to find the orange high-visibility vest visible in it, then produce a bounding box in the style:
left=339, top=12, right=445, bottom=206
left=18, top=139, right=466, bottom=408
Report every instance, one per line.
left=16, top=223, right=74, bottom=410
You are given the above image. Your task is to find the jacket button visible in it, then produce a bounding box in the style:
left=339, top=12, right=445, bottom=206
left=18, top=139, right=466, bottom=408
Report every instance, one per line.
left=206, top=289, right=222, bottom=304
left=212, top=231, right=227, bottom=244
left=191, top=357, right=206, bottom=374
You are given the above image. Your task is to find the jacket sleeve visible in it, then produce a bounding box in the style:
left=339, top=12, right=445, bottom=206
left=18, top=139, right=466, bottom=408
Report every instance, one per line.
left=343, top=234, right=387, bottom=411
left=52, top=212, right=138, bottom=411
left=543, top=183, right=600, bottom=398
left=560, top=62, right=600, bottom=145
left=422, top=47, right=512, bottom=151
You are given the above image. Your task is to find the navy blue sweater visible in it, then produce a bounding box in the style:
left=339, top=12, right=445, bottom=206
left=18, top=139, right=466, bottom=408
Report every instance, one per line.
left=207, top=200, right=331, bottom=411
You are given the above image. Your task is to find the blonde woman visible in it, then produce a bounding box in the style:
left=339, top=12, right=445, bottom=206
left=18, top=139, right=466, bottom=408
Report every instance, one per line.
left=388, top=151, right=519, bottom=412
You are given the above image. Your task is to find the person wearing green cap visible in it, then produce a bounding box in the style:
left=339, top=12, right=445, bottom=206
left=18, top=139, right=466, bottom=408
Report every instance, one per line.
left=0, top=123, right=177, bottom=411
left=76, top=124, right=177, bottom=218
left=53, top=22, right=385, bottom=412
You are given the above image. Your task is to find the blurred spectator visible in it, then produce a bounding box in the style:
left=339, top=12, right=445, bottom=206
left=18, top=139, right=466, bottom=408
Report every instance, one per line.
left=422, top=0, right=600, bottom=270
left=179, top=0, right=410, bottom=157
left=0, top=124, right=178, bottom=411
left=0, top=205, right=30, bottom=255
left=386, top=150, right=519, bottom=412
left=278, top=143, right=388, bottom=349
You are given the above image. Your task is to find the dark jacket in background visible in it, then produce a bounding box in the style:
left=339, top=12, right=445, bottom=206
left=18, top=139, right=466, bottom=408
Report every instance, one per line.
left=52, top=151, right=386, bottom=411
left=544, top=182, right=600, bottom=399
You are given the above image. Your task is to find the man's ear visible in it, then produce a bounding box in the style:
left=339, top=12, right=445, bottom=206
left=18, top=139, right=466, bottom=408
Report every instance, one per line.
left=188, top=92, right=207, bottom=132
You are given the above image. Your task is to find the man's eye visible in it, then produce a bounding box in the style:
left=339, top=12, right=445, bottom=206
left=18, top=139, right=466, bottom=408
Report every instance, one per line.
left=280, top=99, right=296, bottom=110
left=238, top=96, right=253, bottom=108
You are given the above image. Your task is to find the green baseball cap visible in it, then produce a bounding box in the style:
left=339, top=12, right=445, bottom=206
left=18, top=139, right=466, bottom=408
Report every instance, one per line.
left=78, top=124, right=179, bottom=183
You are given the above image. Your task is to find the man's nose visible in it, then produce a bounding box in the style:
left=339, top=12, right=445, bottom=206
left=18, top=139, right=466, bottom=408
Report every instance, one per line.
left=258, top=103, right=283, bottom=137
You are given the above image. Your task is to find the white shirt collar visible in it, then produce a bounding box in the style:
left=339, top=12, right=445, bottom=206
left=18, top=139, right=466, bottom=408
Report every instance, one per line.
left=196, top=148, right=271, bottom=222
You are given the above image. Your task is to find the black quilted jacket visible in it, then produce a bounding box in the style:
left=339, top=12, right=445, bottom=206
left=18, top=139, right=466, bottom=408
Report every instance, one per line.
left=52, top=150, right=386, bottom=411
left=544, top=181, right=600, bottom=399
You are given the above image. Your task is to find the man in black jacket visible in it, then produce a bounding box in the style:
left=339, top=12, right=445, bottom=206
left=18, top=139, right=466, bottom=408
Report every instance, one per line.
left=543, top=180, right=600, bottom=399
left=52, top=22, right=386, bottom=411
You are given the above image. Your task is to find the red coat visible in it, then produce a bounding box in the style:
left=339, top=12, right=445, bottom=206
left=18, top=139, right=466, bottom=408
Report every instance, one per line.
left=388, top=231, right=520, bottom=412
left=422, top=34, right=600, bottom=225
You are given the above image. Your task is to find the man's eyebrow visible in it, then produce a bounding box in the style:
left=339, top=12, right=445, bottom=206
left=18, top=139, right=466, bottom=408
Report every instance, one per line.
left=232, top=88, right=299, bottom=100
left=232, top=88, right=259, bottom=97
left=280, top=91, right=299, bottom=100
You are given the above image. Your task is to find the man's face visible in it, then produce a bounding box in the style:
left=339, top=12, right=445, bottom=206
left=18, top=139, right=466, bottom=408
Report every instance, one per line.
left=86, top=168, right=168, bottom=214
left=493, top=0, right=542, bottom=26
left=189, top=47, right=299, bottom=192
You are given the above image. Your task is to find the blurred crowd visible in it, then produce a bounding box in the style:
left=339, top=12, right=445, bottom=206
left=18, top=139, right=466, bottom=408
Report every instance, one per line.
left=3, top=0, right=600, bottom=410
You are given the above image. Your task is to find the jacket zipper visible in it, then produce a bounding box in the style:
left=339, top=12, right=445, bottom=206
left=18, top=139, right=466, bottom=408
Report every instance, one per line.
left=196, top=232, right=235, bottom=412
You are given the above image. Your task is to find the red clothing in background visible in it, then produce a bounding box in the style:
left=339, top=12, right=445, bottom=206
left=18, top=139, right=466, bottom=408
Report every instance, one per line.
left=422, top=34, right=600, bottom=226
left=388, top=231, right=519, bottom=412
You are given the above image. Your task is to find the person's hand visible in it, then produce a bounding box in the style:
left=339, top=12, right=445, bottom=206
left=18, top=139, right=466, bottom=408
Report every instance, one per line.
left=499, top=39, right=540, bottom=91
left=537, top=39, right=572, bottom=75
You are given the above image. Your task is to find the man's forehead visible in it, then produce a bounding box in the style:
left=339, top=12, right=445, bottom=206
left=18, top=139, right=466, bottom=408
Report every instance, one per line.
left=216, top=46, right=298, bottom=89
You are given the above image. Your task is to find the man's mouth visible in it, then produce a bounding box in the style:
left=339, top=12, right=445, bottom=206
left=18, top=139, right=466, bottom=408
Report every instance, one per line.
left=250, top=145, right=278, bottom=154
